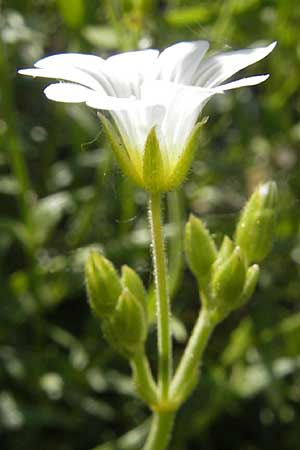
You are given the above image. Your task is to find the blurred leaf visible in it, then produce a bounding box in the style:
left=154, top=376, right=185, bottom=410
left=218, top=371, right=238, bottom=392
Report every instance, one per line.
left=164, top=5, right=214, bottom=27
left=32, top=192, right=74, bottom=245
left=91, top=419, right=150, bottom=450
left=56, top=0, right=85, bottom=29
left=83, top=25, right=120, bottom=49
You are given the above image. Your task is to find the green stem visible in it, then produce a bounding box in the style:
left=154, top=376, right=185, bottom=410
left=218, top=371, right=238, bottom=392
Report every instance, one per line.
left=143, top=412, right=175, bottom=450
left=167, top=190, right=183, bottom=299
left=170, top=308, right=215, bottom=400
left=131, top=350, right=158, bottom=405
left=149, top=193, right=172, bottom=401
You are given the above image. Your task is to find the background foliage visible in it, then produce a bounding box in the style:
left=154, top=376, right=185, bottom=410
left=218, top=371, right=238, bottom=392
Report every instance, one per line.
left=1, top=0, right=300, bottom=449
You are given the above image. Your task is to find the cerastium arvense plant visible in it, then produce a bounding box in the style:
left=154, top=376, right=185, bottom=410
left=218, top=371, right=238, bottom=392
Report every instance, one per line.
left=19, top=40, right=277, bottom=450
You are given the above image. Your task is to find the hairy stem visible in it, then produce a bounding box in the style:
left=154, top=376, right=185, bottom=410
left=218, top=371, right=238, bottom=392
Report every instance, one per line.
left=148, top=193, right=172, bottom=401
left=131, top=350, right=158, bottom=405
left=170, top=308, right=215, bottom=400
left=143, top=412, right=175, bottom=450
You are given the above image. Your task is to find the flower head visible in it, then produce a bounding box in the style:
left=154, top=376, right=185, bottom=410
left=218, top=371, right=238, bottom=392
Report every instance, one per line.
left=19, top=40, right=276, bottom=191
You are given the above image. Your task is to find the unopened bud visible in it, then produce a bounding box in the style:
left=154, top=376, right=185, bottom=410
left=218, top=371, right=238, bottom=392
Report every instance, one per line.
left=211, top=246, right=246, bottom=312
left=185, top=214, right=217, bottom=289
left=85, top=251, right=122, bottom=318
left=121, top=265, right=147, bottom=314
left=102, top=289, right=147, bottom=359
left=235, top=182, right=277, bottom=264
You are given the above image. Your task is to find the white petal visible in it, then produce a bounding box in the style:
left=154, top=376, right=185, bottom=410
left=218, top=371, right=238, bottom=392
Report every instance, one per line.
left=158, top=40, right=209, bottom=84
left=218, top=74, right=270, bottom=91
left=34, top=53, right=116, bottom=96
left=107, top=49, right=159, bottom=77
left=18, top=67, right=104, bottom=92
left=106, top=49, right=159, bottom=98
left=35, top=53, right=106, bottom=71
left=196, top=42, right=276, bottom=88
left=141, top=80, right=218, bottom=158
left=86, top=95, right=140, bottom=111
left=111, top=104, right=165, bottom=156
left=44, top=83, right=93, bottom=103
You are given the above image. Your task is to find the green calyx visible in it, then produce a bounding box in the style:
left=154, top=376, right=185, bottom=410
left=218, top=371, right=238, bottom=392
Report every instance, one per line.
left=184, top=219, right=262, bottom=322
left=121, top=265, right=147, bottom=315
left=85, top=252, right=148, bottom=359
left=98, top=113, right=144, bottom=188
left=102, top=288, right=147, bottom=359
left=211, top=245, right=247, bottom=317
left=235, top=181, right=278, bottom=264
left=85, top=251, right=122, bottom=319
left=167, top=121, right=203, bottom=190
left=143, top=127, right=167, bottom=193
left=184, top=182, right=277, bottom=321
left=185, top=214, right=217, bottom=290
left=100, top=115, right=204, bottom=193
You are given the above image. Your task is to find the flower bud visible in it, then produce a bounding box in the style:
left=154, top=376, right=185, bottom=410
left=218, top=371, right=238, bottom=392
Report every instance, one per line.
left=85, top=251, right=122, bottom=319
left=235, top=182, right=277, bottom=264
left=185, top=214, right=217, bottom=289
left=121, top=265, right=147, bottom=314
left=211, top=246, right=246, bottom=313
left=102, top=289, right=147, bottom=359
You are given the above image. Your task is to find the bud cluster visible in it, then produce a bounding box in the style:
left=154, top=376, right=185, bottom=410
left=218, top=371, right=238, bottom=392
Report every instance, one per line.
left=85, top=252, right=147, bottom=359
left=185, top=182, right=277, bottom=322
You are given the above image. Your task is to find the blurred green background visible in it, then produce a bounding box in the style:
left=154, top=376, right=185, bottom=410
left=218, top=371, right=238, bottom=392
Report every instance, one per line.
left=1, top=0, right=300, bottom=449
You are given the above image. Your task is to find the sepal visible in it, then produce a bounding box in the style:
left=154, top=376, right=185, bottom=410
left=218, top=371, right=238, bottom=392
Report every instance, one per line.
left=211, top=246, right=247, bottom=316
left=143, top=127, right=166, bottom=193
left=185, top=214, right=217, bottom=290
left=240, top=264, right=260, bottom=306
left=85, top=251, right=122, bottom=318
left=102, top=288, right=147, bottom=359
left=121, top=265, right=147, bottom=314
left=98, top=113, right=143, bottom=187
left=167, top=121, right=203, bottom=190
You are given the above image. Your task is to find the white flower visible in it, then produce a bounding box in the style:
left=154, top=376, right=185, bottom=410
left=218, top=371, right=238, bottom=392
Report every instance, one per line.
left=19, top=40, right=276, bottom=191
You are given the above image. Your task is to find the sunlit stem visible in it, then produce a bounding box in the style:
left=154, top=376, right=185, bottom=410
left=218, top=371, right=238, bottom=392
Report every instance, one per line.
left=143, top=412, right=175, bottom=450
left=148, top=193, right=172, bottom=401
left=131, top=350, right=158, bottom=405
left=170, top=308, right=215, bottom=399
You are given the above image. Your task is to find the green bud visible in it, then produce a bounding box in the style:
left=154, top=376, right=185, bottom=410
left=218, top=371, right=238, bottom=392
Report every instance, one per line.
left=102, top=289, right=147, bottom=359
left=211, top=246, right=246, bottom=312
left=85, top=251, right=122, bottom=318
left=218, top=236, right=235, bottom=261
left=235, top=181, right=278, bottom=264
left=167, top=122, right=202, bottom=190
left=143, top=127, right=167, bottom=193
left=121, top=265, right=147, bottom=314
left=240, top=264, right=260, bottom=306
left=185, top=214, right=217, bottom=289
